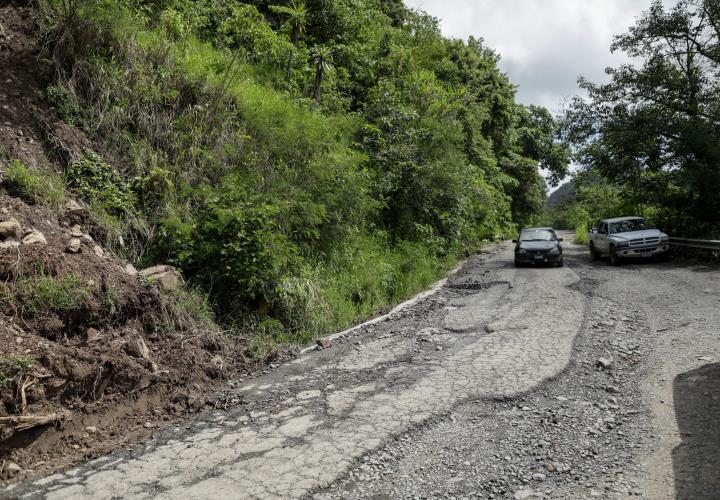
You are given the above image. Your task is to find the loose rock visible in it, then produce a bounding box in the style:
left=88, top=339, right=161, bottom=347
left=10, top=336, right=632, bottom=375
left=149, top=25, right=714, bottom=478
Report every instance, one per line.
left=124, top=337, right=151, bottom=361
left=22, top=229, right=47, bottom=245
left=86, top=328, right=101, bottom=342
left=140, top=265, right=185, bottom=291
left=595, top=357, right=613, bottom=370
left=0, top=239, right=20, bottom=250
left=124, top=263, right=139, bottom=276
left=0, top=217, right=22, bottom=240
left=65, top=199, right=87, bottom=216
left=317, top=337, right=333, bottom=349
left=66, top=237, right=81, bottom=253
left=6, top=461, right=22, bottom=473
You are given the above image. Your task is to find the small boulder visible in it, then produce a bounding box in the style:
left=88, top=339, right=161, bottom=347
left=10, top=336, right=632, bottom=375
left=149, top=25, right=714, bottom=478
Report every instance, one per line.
left=70, top=225, right=83, bottom=238
left=0, top=240, right=20, bottom=250
left=124, top=337, right=151, bottom=360
left=124, top=263, right=139, bottom=276
left=66, top=238, right=82, bottom=253
left=5, top=461, right=21, bottom=473
left=93, top=245, right=104, bottom=257
left=153, top=270, right=184, bottom=291
left=139, top=264, right=173, bottom=278
left=0, top=217, right=22, bottom=240
left=316, top=337, right=333, bottom=349
left=85, top=426, right=98, bottom=434
left=140, top=265, right=184, bottom=291
left=86, top=328, right=101, bottom=342
left=65, top=199, right=87, bottom=216
left=22, top=229, right=47, bottom=246
left=82, top=233, right=93, bottom=243
left=596, top=357, right=613, bottom=370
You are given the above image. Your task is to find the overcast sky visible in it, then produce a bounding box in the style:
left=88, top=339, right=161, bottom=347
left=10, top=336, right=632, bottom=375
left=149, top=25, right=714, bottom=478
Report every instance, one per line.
left=404, top=0, right=676, bottom=112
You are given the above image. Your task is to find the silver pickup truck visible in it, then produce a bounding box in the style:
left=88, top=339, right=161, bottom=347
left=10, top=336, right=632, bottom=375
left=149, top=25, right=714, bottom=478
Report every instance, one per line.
left=588, top=216, right=670, bottom=265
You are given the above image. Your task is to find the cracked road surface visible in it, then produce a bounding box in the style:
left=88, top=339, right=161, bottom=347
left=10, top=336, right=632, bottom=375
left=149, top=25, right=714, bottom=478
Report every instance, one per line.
left=6, top=236, right=719, bottom=499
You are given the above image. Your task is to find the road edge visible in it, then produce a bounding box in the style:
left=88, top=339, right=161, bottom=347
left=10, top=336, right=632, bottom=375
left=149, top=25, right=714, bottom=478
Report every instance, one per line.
left=299, top=242, right=507, bottom=355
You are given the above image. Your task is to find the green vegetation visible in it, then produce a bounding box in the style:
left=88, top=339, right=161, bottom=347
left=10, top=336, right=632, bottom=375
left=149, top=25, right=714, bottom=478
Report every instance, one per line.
left=574, top=223, right=589, bottom=245
left=0, top=355, right=34, bottom=388
left=14, top=273, right=92, bottom=317
left=32, top=0, right=568, bottom=344
left=4, top=159, right=66, bottom=208
left=562, top=0, right=720, bottom=239
left=159, top=287, right=218, bottom=334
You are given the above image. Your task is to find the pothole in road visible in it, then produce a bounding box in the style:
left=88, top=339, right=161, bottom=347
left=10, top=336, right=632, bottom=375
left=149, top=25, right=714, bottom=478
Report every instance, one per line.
left=446, top=280, right=512, bottom=291
left=443, top=283, right=511, bottom=333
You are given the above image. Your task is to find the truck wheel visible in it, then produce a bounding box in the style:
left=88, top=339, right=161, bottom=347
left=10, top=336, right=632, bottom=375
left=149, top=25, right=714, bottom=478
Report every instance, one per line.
left=609, top=246, right=620, bottom=266
left=589, top=243, right=600, bottom=261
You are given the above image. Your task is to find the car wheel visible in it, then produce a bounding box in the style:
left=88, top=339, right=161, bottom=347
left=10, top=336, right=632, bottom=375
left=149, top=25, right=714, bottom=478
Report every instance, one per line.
left=514, top=258, right=521, bottom=267
left=609, top=246, right=620, bottom=266
left=589, top=243, right=600, bottom=261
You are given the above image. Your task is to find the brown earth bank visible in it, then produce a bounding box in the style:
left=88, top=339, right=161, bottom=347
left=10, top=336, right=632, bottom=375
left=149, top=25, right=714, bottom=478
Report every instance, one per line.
left=0, top=2, right=277, bottom=485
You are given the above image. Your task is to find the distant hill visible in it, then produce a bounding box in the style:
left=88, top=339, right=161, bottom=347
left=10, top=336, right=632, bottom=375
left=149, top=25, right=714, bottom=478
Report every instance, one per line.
left=546, top=180, right=575, bottom=208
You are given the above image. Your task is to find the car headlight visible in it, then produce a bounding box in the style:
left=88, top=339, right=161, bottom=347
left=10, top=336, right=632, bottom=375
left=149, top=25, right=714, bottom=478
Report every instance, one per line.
left=518, top=248, right=527, bottom=254
left=660, top=235, right=669, bottom=241
left=614, top=240, right=629, bottom=248
left=549, top=246, right=561, bottom=254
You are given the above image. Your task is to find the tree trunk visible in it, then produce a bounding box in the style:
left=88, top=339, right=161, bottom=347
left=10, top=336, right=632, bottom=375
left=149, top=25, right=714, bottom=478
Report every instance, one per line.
left=285, top=50, right=294, bottom=80
left=313, top=67, right=324, bottom=103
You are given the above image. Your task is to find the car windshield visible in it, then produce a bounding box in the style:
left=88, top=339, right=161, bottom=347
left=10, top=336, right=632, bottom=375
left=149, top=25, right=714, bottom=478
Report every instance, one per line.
left=609, top=219, right=653, bottom=234
left=520, top=229, right=556, bottom=241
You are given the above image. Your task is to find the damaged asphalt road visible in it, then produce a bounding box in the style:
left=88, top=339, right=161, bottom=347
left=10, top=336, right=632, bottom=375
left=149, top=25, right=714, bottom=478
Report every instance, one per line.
left=5, top=235, right=720, bottom=499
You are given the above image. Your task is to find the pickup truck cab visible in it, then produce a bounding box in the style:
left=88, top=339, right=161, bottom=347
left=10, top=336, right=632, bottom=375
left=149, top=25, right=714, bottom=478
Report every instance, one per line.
left=588, top=216, right=669, bottom=265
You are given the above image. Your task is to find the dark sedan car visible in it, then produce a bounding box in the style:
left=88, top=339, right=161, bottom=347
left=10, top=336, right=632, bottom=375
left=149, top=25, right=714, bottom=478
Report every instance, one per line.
left=513, top=227, right=564, bottom=267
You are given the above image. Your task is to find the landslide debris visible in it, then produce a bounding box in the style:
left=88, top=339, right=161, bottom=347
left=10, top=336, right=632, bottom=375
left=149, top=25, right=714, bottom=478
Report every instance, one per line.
left=0, top=3, right=248, bottom=484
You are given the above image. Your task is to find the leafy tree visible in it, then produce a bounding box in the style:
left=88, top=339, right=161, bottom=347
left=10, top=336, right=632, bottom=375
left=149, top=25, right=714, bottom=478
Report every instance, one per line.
left=311, top=45, right=333, bottom=103
left=269, top=1, right=307, bottom=79
left=563, top=0, right=720, bottom=236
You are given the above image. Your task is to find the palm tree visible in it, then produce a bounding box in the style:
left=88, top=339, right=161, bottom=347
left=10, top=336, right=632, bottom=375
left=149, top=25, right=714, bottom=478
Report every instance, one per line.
left=311, top=46, right=333, bottom=104
left=270, top=1, right=308, bottom=80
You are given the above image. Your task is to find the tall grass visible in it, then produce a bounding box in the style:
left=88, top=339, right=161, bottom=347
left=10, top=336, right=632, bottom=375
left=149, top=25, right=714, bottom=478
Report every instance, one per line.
left=3, top=159, right=66, bottom=208
left=274, top=232, right=458, bottom=344
left=574, top=222, right=589, bottom=245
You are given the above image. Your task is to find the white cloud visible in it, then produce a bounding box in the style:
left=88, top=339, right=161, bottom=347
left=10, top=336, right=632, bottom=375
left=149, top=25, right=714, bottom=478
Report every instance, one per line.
left=404, top=0, right=678, bottom=111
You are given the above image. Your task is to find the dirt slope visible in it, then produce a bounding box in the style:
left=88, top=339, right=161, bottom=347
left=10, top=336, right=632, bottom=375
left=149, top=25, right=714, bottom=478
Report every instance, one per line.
left=0, top=3, right=249, bottom=484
